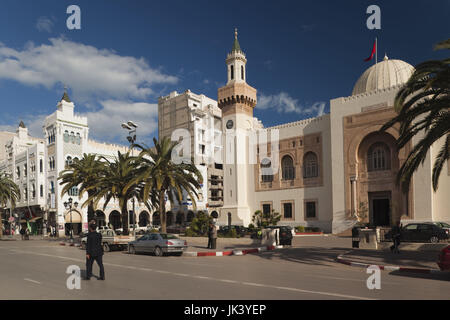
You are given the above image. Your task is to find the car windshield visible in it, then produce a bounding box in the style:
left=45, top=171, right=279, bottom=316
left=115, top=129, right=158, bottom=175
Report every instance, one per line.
left=160, top=234, right=178, bottom=240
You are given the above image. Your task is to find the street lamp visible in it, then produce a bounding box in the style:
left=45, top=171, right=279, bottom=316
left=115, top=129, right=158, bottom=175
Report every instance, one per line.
left=63, top=197, right=78, bottom=241
left=121, top=121, right=138, bottom=237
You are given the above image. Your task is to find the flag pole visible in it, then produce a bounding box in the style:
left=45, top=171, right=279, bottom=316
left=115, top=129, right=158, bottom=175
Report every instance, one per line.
left=375, top=37, right=378, bottom=92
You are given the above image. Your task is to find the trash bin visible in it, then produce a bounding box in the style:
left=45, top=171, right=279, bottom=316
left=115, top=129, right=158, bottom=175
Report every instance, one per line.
left=352, top=226, right=360, bottom=248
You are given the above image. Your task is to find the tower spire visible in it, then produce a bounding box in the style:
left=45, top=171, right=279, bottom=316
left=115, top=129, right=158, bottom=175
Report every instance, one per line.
left=61, top=84, right=71, bottom=102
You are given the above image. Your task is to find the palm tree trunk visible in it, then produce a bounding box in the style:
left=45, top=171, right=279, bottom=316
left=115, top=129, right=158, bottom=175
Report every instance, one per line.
left=159, top=191, right=166, bottom=233
left=121, top=200, right=129, bottom=235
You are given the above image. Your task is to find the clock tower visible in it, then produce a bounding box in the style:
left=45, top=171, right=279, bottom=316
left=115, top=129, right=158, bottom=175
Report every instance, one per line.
left=218, top=29, right=258, bottom=226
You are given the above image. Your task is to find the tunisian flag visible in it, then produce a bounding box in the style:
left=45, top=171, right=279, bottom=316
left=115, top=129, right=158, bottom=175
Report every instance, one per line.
left=364, top=40, right=376, bottom=61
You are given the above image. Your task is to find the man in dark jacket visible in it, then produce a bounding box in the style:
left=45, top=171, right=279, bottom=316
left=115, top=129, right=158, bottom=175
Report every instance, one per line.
left=85, top=222, right=105, bottom=280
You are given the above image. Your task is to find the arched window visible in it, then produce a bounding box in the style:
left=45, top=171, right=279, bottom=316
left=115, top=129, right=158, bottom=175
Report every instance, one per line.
left=76, top=133, right=81, bottom=145
left=261, top=158, right=273, bottom=182
left=70, top=132, right=75, bottom=144
left=282, top=155, right=295, bottom=180
left=66, top=156, right=72, bottom=167
left=303, top=152, right=318, bottom=178
left=64, top=130, right=69, bottom=143
left=367, top=143, right=391, bottom=171
left=230, top=65, right=234, bottom=80
left=241, top=65, right=244, bottom=80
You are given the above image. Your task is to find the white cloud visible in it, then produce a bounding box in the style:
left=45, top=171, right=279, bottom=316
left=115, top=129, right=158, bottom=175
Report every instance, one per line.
left=36, top=17, right=54, bottom=33
left=81, top=100, right=159, bottom=143
left=0, top=38, right=178, bottom=102
left=0, top=114, right=47, bottom=138
left=257, top=92, right=326, bottom=117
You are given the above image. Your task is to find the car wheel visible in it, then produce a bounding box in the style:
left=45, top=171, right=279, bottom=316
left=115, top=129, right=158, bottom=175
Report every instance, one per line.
left=430, top=236, right=439, bottom=243
left=129, top=245, right=136, bottom=254
left=103, top=243, right=110, bottom=252
left=154, top=246, right=163, bottom=257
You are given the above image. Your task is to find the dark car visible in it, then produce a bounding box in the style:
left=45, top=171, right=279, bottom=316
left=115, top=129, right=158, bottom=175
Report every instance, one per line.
left=432, top=222, right=450, bottom=236
left=265, top=225, right=293, bottom=245
left=218, top=225, right=248, bottom=237
left=386, top=223, right=448, bottom=243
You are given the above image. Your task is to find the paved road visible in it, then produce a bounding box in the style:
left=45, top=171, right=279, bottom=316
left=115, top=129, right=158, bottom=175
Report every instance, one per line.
left=0, top=237, right=448, bottom=300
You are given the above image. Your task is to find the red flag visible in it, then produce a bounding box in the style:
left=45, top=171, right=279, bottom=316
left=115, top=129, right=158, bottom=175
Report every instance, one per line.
left=364, top=40, right=376, bottom=61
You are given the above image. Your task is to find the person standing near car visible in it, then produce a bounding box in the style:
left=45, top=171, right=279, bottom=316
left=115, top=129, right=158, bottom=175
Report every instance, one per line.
left=390, top=220, right=401, bottom=254
left=85, top=222, right=105, bottom=280
left=207, top=223, right=213, bottom=249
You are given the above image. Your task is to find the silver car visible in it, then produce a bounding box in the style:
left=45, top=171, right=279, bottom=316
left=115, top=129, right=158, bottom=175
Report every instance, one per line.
left=128, top=233, right=187, bottom=256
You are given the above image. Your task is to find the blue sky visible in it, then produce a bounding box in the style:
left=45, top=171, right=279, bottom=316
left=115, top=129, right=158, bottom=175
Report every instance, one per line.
left=0, top=0, right=448, bottom=145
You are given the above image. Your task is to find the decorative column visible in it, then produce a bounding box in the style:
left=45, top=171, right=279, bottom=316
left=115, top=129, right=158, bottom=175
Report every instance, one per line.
left=350, top=176, right=358, bottom=218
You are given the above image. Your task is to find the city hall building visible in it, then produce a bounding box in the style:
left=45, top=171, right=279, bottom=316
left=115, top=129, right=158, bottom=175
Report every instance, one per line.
left=209, top=32, right=450, bottom=233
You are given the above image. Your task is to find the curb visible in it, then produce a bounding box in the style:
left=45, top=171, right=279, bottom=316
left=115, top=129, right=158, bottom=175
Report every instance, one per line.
left=295, top=232, right=324, bottom=236
left=335, top=254, right=443, bottom=274
left=59, top=242, right=80, bottom=247
left=184, top=245, right=286, bottom=257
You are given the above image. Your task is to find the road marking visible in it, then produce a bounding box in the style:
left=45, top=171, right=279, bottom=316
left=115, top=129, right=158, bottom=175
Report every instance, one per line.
left=11, top=249, right=376, bottom=300
left=24, top=278, right=41, bottom=284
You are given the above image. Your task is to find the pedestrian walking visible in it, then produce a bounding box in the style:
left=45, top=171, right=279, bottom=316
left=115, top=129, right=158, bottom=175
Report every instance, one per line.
left=85, top=222, right=105, bottom=280
left=390, top=220, right=401, bottom=254
left=211, top=222, right=217, bottom=250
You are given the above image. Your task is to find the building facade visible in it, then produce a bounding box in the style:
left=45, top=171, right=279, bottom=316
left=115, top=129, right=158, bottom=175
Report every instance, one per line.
left=158, top=90, right=224, bottom=222
left=0, top=92, right=154, bottom=237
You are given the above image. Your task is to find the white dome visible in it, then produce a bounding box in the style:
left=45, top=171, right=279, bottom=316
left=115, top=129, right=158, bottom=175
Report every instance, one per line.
left=352, top=55, right=414, bottom=96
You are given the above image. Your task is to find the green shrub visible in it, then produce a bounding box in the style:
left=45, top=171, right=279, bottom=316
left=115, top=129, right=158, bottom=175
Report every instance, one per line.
left=311, top=227, right=322, bottom=232
left=185, top=228, right=201, bottom=237
left=295, top=226, right=305, bottom=233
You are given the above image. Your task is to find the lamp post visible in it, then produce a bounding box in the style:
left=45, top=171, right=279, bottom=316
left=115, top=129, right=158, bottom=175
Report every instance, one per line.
left=64, top=197, right=78, bottom=241
left=121, top=121, right=138, bottom=238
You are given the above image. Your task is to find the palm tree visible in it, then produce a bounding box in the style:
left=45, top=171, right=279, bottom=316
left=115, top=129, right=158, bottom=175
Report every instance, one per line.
left=87, top=151, right=152, bottom=235
left=58, top=154, right=105, bottom=222
left=381, top=38, right=450, bottom=192
left=0, top=172, right=20, bottom=237
left=128, top=137, right=203, bottom=233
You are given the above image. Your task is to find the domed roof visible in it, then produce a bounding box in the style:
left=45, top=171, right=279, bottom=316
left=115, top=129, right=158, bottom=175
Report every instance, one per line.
left=352, top=55, right=414, bottom=96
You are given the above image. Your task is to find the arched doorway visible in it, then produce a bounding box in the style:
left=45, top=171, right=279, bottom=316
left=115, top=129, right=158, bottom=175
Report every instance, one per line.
left=95, top=210, right=106, bottom=227
left=152, top=212, right=160, bottom=226
left=166, top=211, right=173, bottom=226
left=356, top=131, right=402, bottom=227
left=187, top=210, right=195, bottom=223
left=139, top=211, right=150, bottom=227
left=64, top=210, right=82, bottom=236
left=176, top=212, right=184, bottom=225
left=109, top=211, right=121, bottom=230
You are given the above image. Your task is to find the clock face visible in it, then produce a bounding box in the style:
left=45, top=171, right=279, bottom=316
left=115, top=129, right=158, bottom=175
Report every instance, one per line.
left=226, top=120, right=234, bottom=129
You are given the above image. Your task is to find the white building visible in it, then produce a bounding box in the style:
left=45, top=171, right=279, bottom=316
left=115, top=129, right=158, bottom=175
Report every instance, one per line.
left=0, top=91, right=154, bottom=237
left=183, top=31, right=450, bottom=233
left=158, top=90, right=224, bottom=223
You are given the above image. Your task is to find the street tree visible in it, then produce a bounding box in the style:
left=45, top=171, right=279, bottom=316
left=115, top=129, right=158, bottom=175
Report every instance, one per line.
left=381, top=38, right=450, bottom=192
left=0, top=172, right=20, bottom=237
left=128, top=137, right=203, bottom=233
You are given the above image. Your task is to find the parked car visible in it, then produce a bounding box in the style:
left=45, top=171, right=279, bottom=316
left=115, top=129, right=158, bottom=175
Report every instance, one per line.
left=218, top=225, right=248, bottom=237
left=432, top=222, right=450, bottom=236
left=385, top=223, right=448, bottom=243
left=437, top=245, right=450, bottom=271
left=81, top=229, right=135, bottom=252
left=128, top=233, right=187, bottom=256
left=265, top=225, right=293, bottom=245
